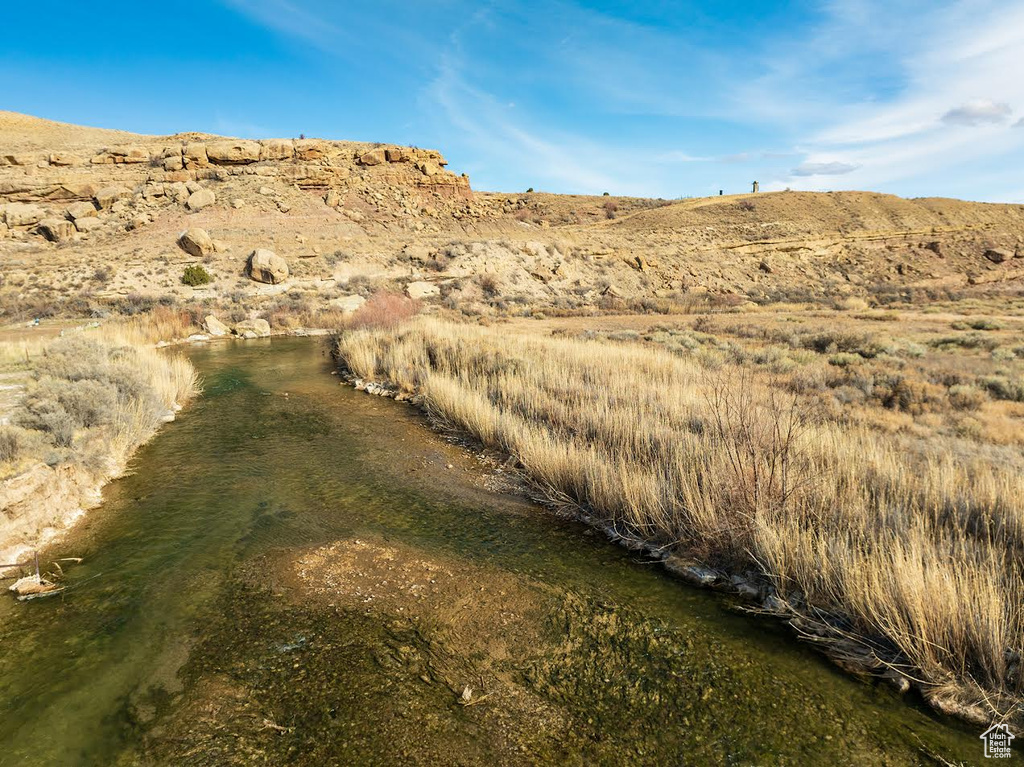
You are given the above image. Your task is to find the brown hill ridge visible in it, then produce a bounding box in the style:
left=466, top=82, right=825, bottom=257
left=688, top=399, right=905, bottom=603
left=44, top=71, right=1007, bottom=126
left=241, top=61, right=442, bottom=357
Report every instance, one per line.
left=1, top=111, right=1023, bottom=319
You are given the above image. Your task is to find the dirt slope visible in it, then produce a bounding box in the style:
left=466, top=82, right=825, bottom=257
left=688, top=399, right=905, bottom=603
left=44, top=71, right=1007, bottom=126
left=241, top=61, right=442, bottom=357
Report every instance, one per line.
left=1, top=111, right=1023, bottom=323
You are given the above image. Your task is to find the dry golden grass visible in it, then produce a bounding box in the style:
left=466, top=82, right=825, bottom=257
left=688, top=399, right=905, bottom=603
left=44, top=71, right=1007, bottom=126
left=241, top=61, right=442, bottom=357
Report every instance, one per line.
left=336, top=316, right=1024, bottom=724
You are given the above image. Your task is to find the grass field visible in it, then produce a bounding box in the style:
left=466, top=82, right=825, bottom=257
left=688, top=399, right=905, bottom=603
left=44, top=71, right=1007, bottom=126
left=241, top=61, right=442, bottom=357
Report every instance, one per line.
left=335, top=309, right=1024, bottom=725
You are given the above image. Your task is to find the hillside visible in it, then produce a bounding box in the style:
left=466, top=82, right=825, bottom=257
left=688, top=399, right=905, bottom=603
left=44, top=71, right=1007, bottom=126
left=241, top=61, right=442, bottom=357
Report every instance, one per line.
left=1, top=111, right=1023, bottom=323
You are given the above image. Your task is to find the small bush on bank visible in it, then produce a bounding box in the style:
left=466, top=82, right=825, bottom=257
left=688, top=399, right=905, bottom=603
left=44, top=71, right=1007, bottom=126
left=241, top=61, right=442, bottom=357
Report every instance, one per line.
left=951, top=317, right=1003, bottom=331
left=948, top=384, right=987, bottom=411
left=347, top=291, right=421, bottom=330
left=0, top=425, right=32, bottom=464
left=982, top=375, right=1024, bottom=402
left=181, top=265, right=213, bottom=287
left=12, top=336, right=197, bottom=458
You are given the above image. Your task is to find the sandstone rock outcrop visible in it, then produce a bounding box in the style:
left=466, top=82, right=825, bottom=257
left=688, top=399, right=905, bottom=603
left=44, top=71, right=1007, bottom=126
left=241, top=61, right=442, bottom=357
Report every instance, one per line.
left=94, top=186, right=131, bottom=210
left=65, top=201, right=98, bottom=220
left=246, top=249, right=289, bottom=284
left=186, top=189, right=215, bottom=212
left=74, top=217, right=102, bottom=233
left=184, top=143, right=209, bottom=168
left=406, top=281, right=439, bottom=299
left=178, top=227, right=214, bottom=257
left=234, top=318, right=271, bottom=338
left=1, top=202, right=45, bottom=227
left=206, top=140, right=261, bottom=165
left=204, top=315, right=231, bottom=336
left=260, top=139, right=294, bottom=161
left=37, top=218, right=75, bottom=241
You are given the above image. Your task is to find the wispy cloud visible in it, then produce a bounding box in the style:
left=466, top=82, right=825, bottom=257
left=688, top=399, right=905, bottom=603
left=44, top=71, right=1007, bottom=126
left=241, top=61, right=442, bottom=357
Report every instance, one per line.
left=792, top=161, right=859, bottom=176
left=941, top=100, right=1013, bottom=126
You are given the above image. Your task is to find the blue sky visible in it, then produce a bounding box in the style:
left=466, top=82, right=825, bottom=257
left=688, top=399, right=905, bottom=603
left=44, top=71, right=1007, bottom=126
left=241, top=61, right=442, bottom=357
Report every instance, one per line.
left=4, top=0, right=1024, bottom=201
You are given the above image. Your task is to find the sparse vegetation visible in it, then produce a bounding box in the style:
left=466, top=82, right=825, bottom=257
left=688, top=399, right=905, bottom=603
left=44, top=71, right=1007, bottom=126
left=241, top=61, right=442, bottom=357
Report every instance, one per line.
left=181, top=264, right=213, bottom=287
left=1, top=333, right=199, bottom=479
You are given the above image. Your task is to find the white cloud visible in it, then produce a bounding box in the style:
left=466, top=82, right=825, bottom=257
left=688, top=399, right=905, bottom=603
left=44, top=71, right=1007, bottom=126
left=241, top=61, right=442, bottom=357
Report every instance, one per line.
left=792, top=161, right=859, bottom=176
left=770, top=1, right=1024, bottom=198
left=656, top=151, right=712, bottom=163
left=941, top=100, right=1013, bottom=126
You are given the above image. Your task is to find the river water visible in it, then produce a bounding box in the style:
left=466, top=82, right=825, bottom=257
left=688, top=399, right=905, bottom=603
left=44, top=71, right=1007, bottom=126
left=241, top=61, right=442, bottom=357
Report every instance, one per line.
left=0, top=337, right=988, bottom=765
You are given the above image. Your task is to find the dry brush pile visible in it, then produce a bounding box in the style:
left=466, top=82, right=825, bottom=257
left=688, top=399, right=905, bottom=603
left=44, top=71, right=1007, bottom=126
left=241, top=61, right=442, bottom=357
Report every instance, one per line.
left=335, top=317, right=1024, bottom=726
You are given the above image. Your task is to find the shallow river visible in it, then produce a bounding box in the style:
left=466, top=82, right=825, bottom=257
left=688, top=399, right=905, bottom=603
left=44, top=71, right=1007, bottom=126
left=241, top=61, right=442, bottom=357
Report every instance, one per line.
left=0, top=338, right=990, bottom=765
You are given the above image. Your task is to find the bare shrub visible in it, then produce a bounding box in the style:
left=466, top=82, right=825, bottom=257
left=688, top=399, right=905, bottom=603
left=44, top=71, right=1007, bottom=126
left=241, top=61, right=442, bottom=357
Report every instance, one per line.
left=948, top=384, right=987, bottom=411
left=478, top=274, right=500, bottom=297
left=0, top=425, right=32, bottom=464
left=702, top=368, right=812, bottom=527
left=347, top=291, right=421, bottom=330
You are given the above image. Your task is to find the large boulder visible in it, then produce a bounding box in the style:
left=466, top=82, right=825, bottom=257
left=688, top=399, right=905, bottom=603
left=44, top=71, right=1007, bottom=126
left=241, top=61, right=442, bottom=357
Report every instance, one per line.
left=178, top=227, right=214, bottom=257
left=294, top=140, right=330, bottom=161
left=984, top=248, right=1012, bottom=264
left=186, top=189, right=215, bottom=212
left=1, top=202, right=45, bottom=227
left=234, top=318, right=271, bottom=338
left=37, top=218, right=75, bottom=242
left=204, top=315, right=231, bottom=336
left=74, top=217, right=102, bottom=233
left=65, top=201, right=97, bottom=220
left=206, top=140, right=261, bottom=165
left=406, top=281, right=440, bottom=299
left=165, top=182, right=189, bottom=202
left=331, top=294, right=366, bottom=313
left=247, top=249, right=289, bottom=284
left=417, top=160, right=443, bottom=177
left=94, top=186, right=131, bottom=210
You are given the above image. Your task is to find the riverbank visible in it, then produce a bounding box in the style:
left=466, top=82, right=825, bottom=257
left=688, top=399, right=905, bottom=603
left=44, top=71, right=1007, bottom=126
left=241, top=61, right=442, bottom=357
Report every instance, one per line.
left=0, top=329, right=199, bottom=567
left=333, top=316, right=1024, bottom=728
left=0, top=336, right=985, bottom=764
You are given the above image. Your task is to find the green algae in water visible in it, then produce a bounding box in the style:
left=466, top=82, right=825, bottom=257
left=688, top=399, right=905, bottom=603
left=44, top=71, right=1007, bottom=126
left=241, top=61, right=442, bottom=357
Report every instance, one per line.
left=0, top=338, right=992, bottom=765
